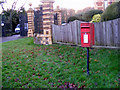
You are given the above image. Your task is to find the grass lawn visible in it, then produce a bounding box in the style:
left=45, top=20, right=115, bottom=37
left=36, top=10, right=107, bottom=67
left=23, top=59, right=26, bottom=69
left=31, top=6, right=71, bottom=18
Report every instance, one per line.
left=1, top=37, right=119, bottom=88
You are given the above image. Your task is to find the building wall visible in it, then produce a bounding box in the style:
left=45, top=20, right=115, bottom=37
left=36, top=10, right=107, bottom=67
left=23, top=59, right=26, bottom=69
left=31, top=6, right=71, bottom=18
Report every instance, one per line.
left=54, top=6, right=62, bottom=25
left=94, top=0, right=115, bottom=10
left=27, top=8, right=34, bottom=37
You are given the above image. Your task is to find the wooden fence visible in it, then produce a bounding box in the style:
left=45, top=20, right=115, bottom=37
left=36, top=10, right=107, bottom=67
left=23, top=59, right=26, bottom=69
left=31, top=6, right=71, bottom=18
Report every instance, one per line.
left=52, top=18, right=120, bottom=47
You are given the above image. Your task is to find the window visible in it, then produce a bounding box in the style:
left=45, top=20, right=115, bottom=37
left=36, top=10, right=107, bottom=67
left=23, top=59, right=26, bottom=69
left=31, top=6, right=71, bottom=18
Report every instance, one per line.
left=97, top=2, right=103, bottom=6
left=46, top=37, right=48, bottom=40
left=46, top=31, right=49, bottom=34
left=104, top=0, right=108, bottom=9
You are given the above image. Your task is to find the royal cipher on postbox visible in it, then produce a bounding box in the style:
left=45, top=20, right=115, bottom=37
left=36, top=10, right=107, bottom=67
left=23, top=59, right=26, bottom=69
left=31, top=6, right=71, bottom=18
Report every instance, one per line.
left=81, top=23, right=95, bottom=47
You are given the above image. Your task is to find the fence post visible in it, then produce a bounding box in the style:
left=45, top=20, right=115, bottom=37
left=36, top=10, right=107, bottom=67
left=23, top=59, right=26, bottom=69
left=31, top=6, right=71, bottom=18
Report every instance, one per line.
left=112, top=19, right=119, bottom=47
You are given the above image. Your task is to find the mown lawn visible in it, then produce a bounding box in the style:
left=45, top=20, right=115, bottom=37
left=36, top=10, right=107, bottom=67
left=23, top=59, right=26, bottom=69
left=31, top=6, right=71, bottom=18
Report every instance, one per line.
left=1, top=37, right=119, bottom=88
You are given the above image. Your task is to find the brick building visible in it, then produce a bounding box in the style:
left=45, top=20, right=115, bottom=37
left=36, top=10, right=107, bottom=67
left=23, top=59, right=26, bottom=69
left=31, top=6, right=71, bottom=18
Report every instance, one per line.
left=94, top=0, right=115, bottom=10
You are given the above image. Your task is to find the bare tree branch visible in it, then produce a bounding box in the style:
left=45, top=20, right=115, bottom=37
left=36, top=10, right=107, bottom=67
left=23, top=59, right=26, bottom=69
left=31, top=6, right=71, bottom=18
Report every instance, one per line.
left=1, top=0, right=28, bottom=11
left=18, top=0, right=28, bottom=11
left=11, top=0, right=19, bottom=10
left=0, top=0, right=5, bottom=11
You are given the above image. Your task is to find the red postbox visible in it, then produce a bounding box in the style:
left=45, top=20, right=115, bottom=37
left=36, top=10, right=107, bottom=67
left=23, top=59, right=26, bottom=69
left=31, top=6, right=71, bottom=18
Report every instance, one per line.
left=81, top=23, right=95, bottom=47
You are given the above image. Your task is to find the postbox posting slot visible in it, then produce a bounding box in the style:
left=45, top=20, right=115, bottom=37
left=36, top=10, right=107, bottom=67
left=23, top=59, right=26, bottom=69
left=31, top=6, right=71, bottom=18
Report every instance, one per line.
left=81, top=27, right=90, bottom=32
left=81, top=26, right=90, bottom=28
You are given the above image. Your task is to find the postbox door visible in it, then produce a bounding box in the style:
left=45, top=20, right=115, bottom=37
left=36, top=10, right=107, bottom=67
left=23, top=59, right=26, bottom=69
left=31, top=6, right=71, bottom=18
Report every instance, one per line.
left=81, top=32, right=91, bottom=47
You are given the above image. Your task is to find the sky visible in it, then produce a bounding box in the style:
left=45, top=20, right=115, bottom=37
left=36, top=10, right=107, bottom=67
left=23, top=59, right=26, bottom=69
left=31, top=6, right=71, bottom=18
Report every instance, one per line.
left=0, top=0, right=95, bottom=13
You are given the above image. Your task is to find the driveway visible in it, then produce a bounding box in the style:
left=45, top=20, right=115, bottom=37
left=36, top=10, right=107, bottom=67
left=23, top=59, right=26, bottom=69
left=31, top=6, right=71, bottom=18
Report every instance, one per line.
left=0, top=34, right=27, bottom=43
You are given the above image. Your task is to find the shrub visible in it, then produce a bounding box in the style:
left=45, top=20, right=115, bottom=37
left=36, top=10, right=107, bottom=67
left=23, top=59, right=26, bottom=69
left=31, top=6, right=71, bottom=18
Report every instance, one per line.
left=101, top=1, right=120, bottom=21
left=90, top=14, right=101, bottom=23
left=67, top=9, right=103, bottom=23
left=75, top=12, right=85, bottom=21
left=67, top=16, right=80, bottom=23
left=82, top=9, right=103, bottom=22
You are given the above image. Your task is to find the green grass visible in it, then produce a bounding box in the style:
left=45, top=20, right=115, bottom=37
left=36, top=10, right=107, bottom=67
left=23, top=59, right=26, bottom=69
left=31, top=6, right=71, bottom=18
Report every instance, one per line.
left=1, top=37, right=119, bottom=88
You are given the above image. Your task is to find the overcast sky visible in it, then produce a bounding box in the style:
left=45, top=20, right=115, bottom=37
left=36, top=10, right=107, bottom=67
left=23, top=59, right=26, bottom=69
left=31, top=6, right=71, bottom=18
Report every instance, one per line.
left=0, top=0, right=95, bottom=13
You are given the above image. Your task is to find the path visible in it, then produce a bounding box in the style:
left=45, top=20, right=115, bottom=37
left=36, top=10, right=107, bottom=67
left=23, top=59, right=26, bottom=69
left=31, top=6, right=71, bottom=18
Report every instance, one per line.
left=0, top=34, right=26, bottom=43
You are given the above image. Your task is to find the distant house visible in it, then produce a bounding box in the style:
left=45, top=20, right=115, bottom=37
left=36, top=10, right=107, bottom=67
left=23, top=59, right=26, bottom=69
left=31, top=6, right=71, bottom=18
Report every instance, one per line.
left=94, top=0, right=115, bottom=10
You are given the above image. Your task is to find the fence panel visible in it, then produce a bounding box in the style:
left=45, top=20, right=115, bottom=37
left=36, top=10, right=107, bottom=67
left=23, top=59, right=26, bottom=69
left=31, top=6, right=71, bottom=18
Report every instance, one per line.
left=112, top=19, right=119, bottom=47
left=68, top=23, right=73, bottom=43
left=99, top=22, right=104, bottom=46
left=62, top=25, right=66, bottom=43
left=61, top=26, right=66, bottom=43
left=58, top=25, right=61, bottom=42
left=65, top=25, right=68, bottom=43
left=77, top=21, right=82, bottom=44
left=74, top=21, right=78, bottom=44
left=52, top=24, right=57, bottom=42
left=102, top=22, right=107, bottom=46
left=59, top=26, right=63, bottom=42
left=94, top=23, right=100, bottom=45
left=56, top=25, right=61, bottom=42
left=118, top=18, right=120, bottom=47
left=66, top=24, right=69, bottom=43
left=71, top=21, right=77, bottom=44
left=106, top=21, right=112, bottom=46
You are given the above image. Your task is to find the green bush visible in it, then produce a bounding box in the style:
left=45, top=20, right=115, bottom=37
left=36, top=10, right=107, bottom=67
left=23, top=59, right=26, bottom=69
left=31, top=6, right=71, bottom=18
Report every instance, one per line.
left=82, top=9, right=103, bottom=22
left=67, top=16, right=80, bottom=23
left=90, top=14, right=101, bottom=23
left=101, top=1, right=120, bottom=21
left=75, top=12, right=85, bottom=21
left=67, top=9, right=103, bottom=23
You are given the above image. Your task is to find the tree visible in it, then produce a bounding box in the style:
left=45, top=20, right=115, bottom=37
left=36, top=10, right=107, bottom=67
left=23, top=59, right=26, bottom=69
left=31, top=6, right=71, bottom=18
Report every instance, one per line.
left=75, top=12, right=85, bottom=21
left=76, top=7, right=94, bottom=14
left=61, top=8, right=76, bottom=23
left=0, top=0, right=6, bottom=11
left=67, top=9, right=103, bottom=22
left=67, top=16, right=80, bottom=23
left=101, top=1, right=120, bottom=21
left=0, top=0, right=27, bottom=11
left=90, top=14, right=101, bottom=23
left=82, top=9, right=103, bottom=22
left=2, top=9, right=19, bottom=32
left=75, top=7, right=95, bottom=22
left=0, top=0, right=27, bottom=32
